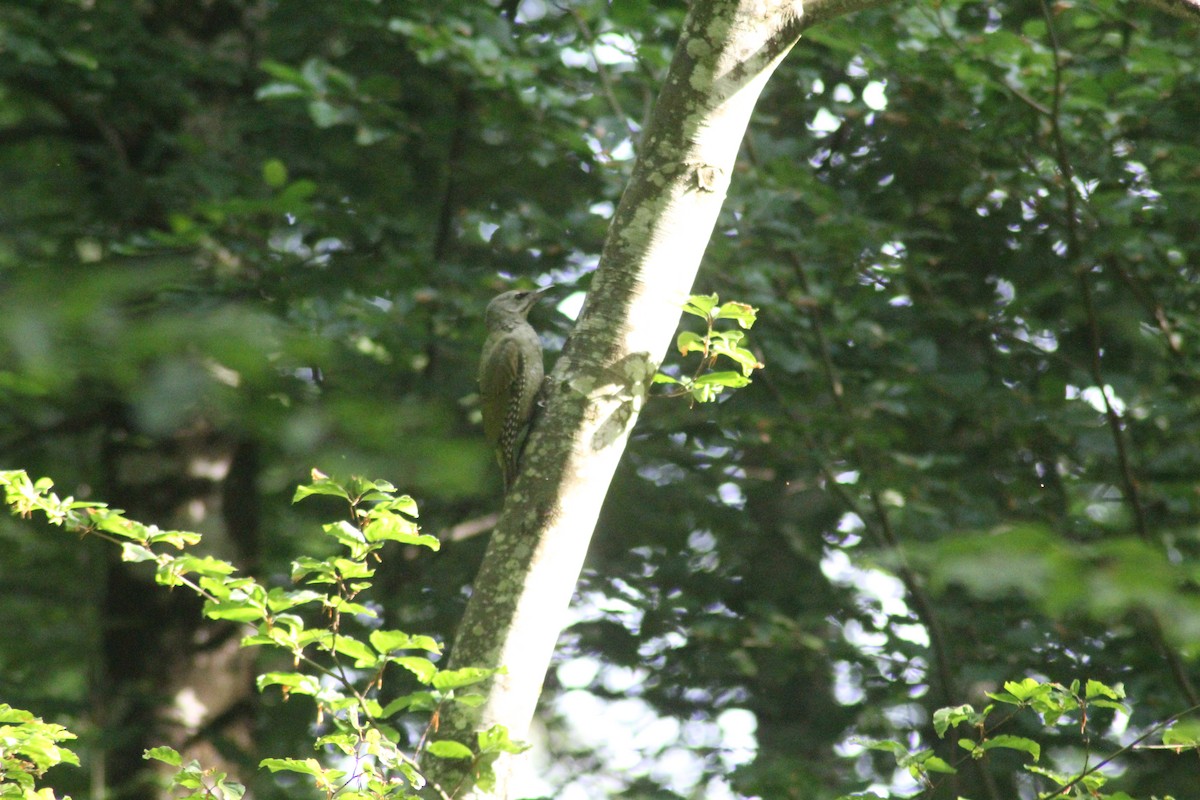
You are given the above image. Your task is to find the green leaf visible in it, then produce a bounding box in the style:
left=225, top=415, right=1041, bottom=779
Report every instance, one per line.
left=259, top=757, right=327, bottom=778
left=1162, top=720, right=1200, bottom=748
left=259, top=59, right=308, bottom=84
left=279, top=179, right=317, bottom=204
left=708, top=328, right=745, bottom=346
left=932, top=704, right=976, bottom=737
left=426, top=740, right=474, bottom=760
left=314, top=731, right=358, bottom=754
left=392, top=656, right=438, bottom=684
left=693, top=371, right=752, bottom=388
left=256, top=672, right=321, bottom=696
left=989, top=677, right=1047, bottom=704
left=145, top=529, right=202, bottom=549
left=1024, top=764, right=1075, bottom=786
left=689, top=382, right=724, bottom=403
left=381, top=691, right=438, bottom=716
left=325, top=596, right=376, bottom=617
left=323, top=519, right=366, bottom=549
left=432, top=666, right=497, bottom=691
left=262, top=159, right=288, bottom=188
left=174, top=761, right=205, bottom=789
left=1090, top=698, right=1131, bottom=713
left=143, top=746, right=182, bottom=766
left=682, top=293, right=719, bottom=318
left=308, top=99, right=351, bottom=128
left=169, top=555, right=239, bottom=578
left=919, top=756, right=956, bottom=775
left=90, top=508, right=149, bottom=541
left=292, top=475, right=350, bottom=503
left=203, top=599, right=265, bottom=623
left=363, top=514, right=438, bottom=549
left=477, top=724, right=529, bottom=755
left=1085, top=679, right=1124, bottom=701
left=315, top=633, right=377, bottom=666
left=266, top=588, right=325, bottom=612
left=371, top=493, right=417, bottom=516
left=709, top=337, right=763, bottom=375
left=676, top=330, right=706, bottom=356
left=862, top=739, right=907, bottom=758
left=370, top=629, right=442, bottom=655
left=215, top=779, right=246, bottom=800
left=981, top=734, right=1040, bottom=761
left=120, top=542, right=157, bottom=563
left=291, top=555, right=374, bottom=584
left=0, top=704, right=35, bottom=724
left=714, top=301, right=758, bottom=328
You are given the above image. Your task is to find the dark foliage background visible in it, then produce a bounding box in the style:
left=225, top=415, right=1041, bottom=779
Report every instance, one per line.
left=2, top=0, right=1199, bottom=798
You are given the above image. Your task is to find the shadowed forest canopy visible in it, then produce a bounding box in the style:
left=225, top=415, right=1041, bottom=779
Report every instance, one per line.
left=2, top=0, right=1200, bottom=798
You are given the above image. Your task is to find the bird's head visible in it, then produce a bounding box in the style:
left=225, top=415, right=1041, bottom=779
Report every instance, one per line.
left=485, top=286, right=551, bottom=327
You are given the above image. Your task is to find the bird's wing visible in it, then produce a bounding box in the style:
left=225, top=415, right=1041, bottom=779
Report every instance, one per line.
left=480, top=338, right=525, bottom=446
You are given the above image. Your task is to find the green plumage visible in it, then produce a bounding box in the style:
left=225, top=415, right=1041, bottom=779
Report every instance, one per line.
left=479, top=288, right=548, bottom=489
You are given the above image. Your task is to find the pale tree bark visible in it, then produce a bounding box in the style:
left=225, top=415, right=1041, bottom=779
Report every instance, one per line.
left=423, top=0, right=887, bottom=796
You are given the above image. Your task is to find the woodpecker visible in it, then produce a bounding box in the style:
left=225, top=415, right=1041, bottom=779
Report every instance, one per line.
left=479, top=286, right=550, bottom=490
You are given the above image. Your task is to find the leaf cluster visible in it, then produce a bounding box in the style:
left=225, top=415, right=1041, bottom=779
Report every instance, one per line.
left=848, top=676, right=1197, bottom=800
left=0, top=469, right=525, bottom=800
left=0, top=705, right=79, bottom=800
left=653, top=293, right=764, bottom=404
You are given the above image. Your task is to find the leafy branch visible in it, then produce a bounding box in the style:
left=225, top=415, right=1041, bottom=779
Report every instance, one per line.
left=0, top=468, right=526, bottom=800
left=842, top=676, right=1200, bottom=800
left=0, top=704, right=79, bottom=800
left=653, top=292, right=763, bottom=405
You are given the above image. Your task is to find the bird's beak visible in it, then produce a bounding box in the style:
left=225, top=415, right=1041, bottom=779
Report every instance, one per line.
left=526, top=285, right=553, bottom=307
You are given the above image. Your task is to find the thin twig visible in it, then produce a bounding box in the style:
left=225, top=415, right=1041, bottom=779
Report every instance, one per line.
left=1045, top=701, right=1200, bottom=797
left=1107, top=255, right=1184, bottom=357
left=559, top=3, right=639, bottom=140
left=920, top=4, right=1052, bottom=116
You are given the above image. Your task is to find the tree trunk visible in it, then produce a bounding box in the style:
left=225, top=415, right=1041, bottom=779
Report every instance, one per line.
left=424, top=1, right=889, bottom=796
left=97, top=423, right=260, bottom=799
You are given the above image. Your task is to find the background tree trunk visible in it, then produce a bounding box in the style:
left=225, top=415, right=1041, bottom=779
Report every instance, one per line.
left=98, top=425, right=260, bottom=799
